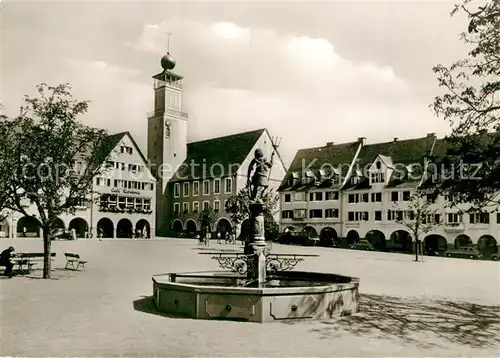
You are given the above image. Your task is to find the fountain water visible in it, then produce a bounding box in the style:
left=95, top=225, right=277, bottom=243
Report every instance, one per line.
left=152, top=146, right=360, bottom=322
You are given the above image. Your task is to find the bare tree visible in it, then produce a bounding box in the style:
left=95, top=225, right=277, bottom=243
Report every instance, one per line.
left=394, top=190, right=442, bottom=261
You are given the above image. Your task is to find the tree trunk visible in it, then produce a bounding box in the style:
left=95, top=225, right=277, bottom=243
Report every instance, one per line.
left=415, top=238, right=419, bottom=262
left=43, top=228, right=52, bottom=279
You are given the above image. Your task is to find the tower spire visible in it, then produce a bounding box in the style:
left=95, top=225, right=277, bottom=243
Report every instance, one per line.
left=165, top=32, right=172, bottom=54
left=160, top=32, right=176, bottom=71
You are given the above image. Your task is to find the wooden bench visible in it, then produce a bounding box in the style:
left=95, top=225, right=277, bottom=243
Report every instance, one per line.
left=15, top=253, right=56, bottom=273
left=64, top=253, right=87, bottom=271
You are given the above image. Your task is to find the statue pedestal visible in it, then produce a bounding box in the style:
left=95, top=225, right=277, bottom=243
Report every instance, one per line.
left=245, top=201, right=266, bottom=284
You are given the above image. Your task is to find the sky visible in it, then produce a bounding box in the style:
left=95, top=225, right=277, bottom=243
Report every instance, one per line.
left=1, top=0, right=472, bottom=165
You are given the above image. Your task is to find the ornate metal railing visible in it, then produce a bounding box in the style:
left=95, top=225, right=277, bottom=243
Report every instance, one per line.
left=199, top=252, right=319, bottom=275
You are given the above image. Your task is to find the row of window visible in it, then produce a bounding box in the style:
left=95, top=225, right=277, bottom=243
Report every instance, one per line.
left=282, top=209, right=340, bottom=219
left=119, top=146, right=134, bottom=155
left=173, top=178, right=233, bottom=198
left=346, top=210, right=439, bottom=222
left=448, top=212, right=495, bottom=224
left=95, top=178, right=154, bottom=191
left=284, top=191, right=339, bottom=203
left=174, top=200, right=226, bottom=214
left=105, top=161, right=144, bottom=173
left=288, top=162, right=388, bottom=187
left=99, top=195, right=151, bottom=210
left=282, top=209, right=500, bottom=224
left=284, top=190, right=415, bottom=204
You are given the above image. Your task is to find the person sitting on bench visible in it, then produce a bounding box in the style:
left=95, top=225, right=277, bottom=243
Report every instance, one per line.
left=0, top=246, right=15, bottom=278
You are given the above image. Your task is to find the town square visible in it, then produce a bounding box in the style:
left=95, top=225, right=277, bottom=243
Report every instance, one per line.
left=1, top=238, right=499, bottom=356
left=1, top=0, right=500, bottom=356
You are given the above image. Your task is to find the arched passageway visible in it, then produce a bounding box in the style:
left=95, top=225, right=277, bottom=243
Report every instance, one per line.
left=302, top=226, right=318, bottom=238
left=346, top=230, right=360, bottom=245
left=239, top=219, right=250, bottom=241
left=423, top=234, right=448, bottom=255
left=477, top=235, right=498, bottom=258
left=216, top=218, right=232, bottom=236
left=366, top=230, right=387, bottom=251
left=283, top=226, right=295, bottom=233
left=319, top=227, right=338, bottom=247
left=17, top=216, right=41, bottom=237
left=389, top=230, right=412, bottom=253
left=69, top=218, right=88, bottom=238
left=185, top=220, right=198, bottom=235
left=117, top=218, right=133, bottom=238
left=136, top=219, right=150, bottom=238
left=0, top=218, right=10, bottom=238
left=52, top=217, right=65, bottom=230
left=172, top=219, right=183, bottom=234
left=455, top=234, right=472, bottom=249
left=97, top=218, right=114, bottom=238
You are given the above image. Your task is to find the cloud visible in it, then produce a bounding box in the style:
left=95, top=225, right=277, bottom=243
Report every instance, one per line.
left=130, top=18, right=448, bottom=164
left=3, top=12, right=451, bottom=166
left=63, top=59, right=151, bottom=145
left=1, top=56, right=151, bottom=153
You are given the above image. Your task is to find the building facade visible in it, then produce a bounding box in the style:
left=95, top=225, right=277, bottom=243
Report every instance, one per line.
left=0, top=132, right=157, bottom=239
left=166, top=129, right=286, bottom=237
left=279, top=134, right=500, bottom=257
left=146, top=52, right=287, bottom=237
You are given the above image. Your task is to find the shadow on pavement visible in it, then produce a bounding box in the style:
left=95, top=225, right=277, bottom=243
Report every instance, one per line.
left=133, top=296, right=192, bottom=320
left=22, top=268, right=79, bottom=280
left=133, top=293, right=500, bottom=349
left=308, top=294, right=500, bottom=349
left=192, top=247, right=241, bottom=253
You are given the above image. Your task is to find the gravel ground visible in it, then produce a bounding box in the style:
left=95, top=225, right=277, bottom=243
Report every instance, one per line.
left=1, top=238, right=499, bottom=357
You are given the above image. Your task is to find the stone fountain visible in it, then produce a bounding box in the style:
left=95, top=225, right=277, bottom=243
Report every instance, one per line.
left=152, top=147, right=360, bottom=322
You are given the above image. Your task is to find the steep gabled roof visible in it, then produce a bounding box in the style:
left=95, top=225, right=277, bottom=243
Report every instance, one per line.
left=355, top=136, right=437, bottom=172
left=100, top=131, right=158, bottom=181
left=278, top=141, right=360, bottom=191
left=99, top=132, right=127, bottom=160
left=170, top=129, right=265, bottom=182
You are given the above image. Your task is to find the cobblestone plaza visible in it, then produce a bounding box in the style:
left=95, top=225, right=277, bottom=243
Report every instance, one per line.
left=1, top=238, right=498, bottom=356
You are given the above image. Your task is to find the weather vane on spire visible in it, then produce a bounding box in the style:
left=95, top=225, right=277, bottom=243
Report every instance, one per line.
left=160, top=32, right=176, bottom=70
left=164, top=32, right=172, bottom=53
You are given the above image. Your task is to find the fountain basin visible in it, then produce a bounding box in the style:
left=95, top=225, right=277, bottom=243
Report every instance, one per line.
left=152, top=271, right=359, bottom=323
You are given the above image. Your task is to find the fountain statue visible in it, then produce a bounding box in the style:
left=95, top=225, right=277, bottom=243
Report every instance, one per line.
left=151, top=136, right=360, bottom=323
left=244, top=147, right=275, bottom=284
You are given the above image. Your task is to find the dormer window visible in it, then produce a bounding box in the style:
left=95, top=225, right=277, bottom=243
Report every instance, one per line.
left=376, top=161, right=381, bottom=169
left=288, top=172, right=300, bottom=187
left=318, top=169, right=326, bottom=181
left=301, top=170, right=315, bottom=185
left=370, top=172, right=385, bottom=183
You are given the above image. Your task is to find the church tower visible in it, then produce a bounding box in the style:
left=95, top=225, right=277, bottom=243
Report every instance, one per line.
left=147, top=50, right=188, bottom=233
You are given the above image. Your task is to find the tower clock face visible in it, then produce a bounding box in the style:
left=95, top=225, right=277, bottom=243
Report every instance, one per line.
left=164, top=119, right=171, bottom=139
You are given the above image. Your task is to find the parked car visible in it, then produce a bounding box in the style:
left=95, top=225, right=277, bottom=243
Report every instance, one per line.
left=490, top=253, right=499, bottom=261
left=278, top=231, right=318, bottom=246
left=424, top=250, right=442, bottom=256
left=319, top=235, right=339, bottom=247
left=349, top=240, right=375, bottom=251
left=443, top=246, right=482, bottom=259
left=50, top=228, right=73, bottom=240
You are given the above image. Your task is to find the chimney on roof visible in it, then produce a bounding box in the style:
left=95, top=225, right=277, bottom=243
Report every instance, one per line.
left=427, top=133, right=436, bottom=138
left=357, top=137, right=366, bottom=145
left=326, top=141, right=334, bottom=146
left=393, top=137, right=398, bottom=142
